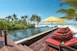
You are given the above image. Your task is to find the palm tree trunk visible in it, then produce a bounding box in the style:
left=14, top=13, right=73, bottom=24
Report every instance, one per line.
left=37, top=22, right=39, bottom=27
left=75, top=17, right=77, bottom=21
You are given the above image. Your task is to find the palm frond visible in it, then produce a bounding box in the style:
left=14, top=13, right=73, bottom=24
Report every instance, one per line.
left=60, top=0, right=77, bottom=8
left=56, top=9, right=67, bottom=13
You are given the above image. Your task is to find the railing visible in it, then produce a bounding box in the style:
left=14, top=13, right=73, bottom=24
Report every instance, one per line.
left=0, top=30, right=8, bottom=46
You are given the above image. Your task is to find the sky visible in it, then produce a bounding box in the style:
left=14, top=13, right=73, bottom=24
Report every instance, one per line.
left=0, top=0, right=67, bottom=18
left=0, top=0, right=77, bottom=24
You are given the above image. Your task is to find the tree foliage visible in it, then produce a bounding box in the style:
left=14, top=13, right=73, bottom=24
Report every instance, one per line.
left=59, top=0, right=77, bottom=21
left=60, top=0, right=77, bottom=8
left=21, top=15, right=27, bottom=25
left=30, top=14, right=41, bottom=24
left=0, top=14, right=41, bottom=30
left=57, top=8, right=77, bottom=20
left=0, top=20, right=8, bottom=30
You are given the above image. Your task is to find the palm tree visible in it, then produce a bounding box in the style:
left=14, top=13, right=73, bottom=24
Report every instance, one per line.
left=24, top=15, right=27, bottom=24
left=21, top=15, right=27, bottom=25
left=30, top=16, right=34, bottom=23
left=60, top=0, right=77, bottom=8
left=5, top=15, right=11, bottom=21
left=13, top=13, right=18, bottom=22
left=11, top=18, right=14, bottom=22
left=21, top=16, right=24, bottom=24
left=30, top=14, right=35, bottom=24
left=36, top=16, right=41, bottom=25
left=60, top=0, right=77, bottom=21
left=56, top=8, right=77, bottom=21
left=30, top=14, right=41, bottom=25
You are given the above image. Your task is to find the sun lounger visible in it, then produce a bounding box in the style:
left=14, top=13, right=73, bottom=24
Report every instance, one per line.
left=52, top=31, right=73, bottom=41
left=45, top=38, right=61, bottom=46
left=64, top=38, right=77, bottom=46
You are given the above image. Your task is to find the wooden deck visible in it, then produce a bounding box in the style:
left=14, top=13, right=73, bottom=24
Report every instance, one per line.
left=0, top=28, right=77, bottom=51
left=0, top=29, right=58, bottom=51
left=0, top=31, right=33, bottom=51
left=29, top=31, right=58, bottom=51
left=29, top=29, right=77, bottom=51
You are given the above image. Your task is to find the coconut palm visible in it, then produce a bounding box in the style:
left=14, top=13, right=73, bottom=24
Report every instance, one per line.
left=30, top=14, right=36, bottom=24
left=24, top=15, right=27, bottom=24
left=59, top=0, right=77, bottom=21
left=36, top=16, right=41, bottom=25
left=5, top=15, right=11, bottom=21
left=21, top=15, right=27, bottom=25
left=11, top=18, right=14, bottom=22
left=30, top=15, right=34, bottom=23
left=30, top=14, right=41, bottom=25
left=57, top=8, right=77, bottom=21
left=60, top=0, right=77, bottom=8
left=13, top=13, right=18, bottom=22
left=21, top=16, right=24, bottom=24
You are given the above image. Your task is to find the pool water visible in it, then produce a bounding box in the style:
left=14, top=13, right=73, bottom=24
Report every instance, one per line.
left=8, top=27, right=52, bottom=41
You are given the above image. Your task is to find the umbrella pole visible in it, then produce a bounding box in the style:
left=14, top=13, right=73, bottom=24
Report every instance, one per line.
left=50, top=22, right=53, bottom=34
left=59, top=45, right=62, bottom=51
left=52, top=22, right=53, bottom=29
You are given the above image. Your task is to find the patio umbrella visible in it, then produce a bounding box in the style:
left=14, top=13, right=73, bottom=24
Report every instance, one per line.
left=43, top=16, right=59, bottom=28
left=43, top=16, right=66, bottom=28
left=57, top=18, right=65, bottom=24
left=55, top=18, right=66, bottom=25
left=43, top=16, right=58, bottom=22
left=54, top=18, right=66, bottom=28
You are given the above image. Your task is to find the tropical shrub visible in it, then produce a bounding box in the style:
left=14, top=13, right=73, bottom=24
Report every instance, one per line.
left=0, top=20, right=8, bottom=30
left=27, top=24, right=35, bottom=28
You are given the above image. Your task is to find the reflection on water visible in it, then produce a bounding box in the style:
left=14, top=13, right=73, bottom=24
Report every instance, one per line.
left=8, top=27, right=52, bottom=41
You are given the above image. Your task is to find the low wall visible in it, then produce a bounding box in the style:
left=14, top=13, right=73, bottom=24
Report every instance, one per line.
left=15, top=28, right=58, bottom=46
